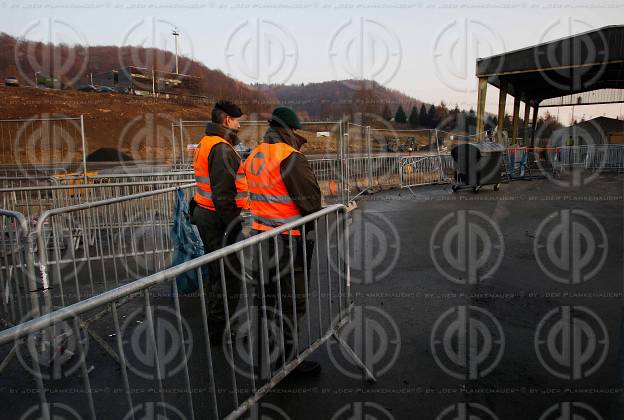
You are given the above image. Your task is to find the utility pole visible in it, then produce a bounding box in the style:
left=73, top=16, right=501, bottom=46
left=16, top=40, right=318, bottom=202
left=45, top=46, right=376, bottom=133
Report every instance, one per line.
left=152, top=68, right=156, bottom=97
left=172, top=28, right=180, bottom=74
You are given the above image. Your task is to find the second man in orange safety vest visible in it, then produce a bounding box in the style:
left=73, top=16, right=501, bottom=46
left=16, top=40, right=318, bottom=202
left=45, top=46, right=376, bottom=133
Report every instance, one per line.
left=244, top=106, right=322, bottom=375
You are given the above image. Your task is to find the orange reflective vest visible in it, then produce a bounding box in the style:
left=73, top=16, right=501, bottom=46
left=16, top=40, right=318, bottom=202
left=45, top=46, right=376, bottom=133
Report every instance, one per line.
left=193, top=135, right=249, bottom=211
left=244, top=142, right=302, bottom=236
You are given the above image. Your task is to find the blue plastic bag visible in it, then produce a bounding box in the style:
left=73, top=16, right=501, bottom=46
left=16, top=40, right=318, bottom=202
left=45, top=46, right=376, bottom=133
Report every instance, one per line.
left=170, top=188, right=206, bottom=294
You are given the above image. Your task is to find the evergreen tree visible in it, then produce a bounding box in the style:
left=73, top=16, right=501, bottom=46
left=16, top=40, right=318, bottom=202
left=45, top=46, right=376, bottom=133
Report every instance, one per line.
left=419, top=103, right=428, bottom=127
left=458, top=110, right=468, bottom=131
left=395, top=105, right=407, bottom=124
left=408, top=106, right=419, bottom=127
left=434, top=101, right=449, bottom=128
left=467, top=109, right=477, bottom=133
left=426, top=105, right=437, bottom=128
left=450, top=104, right=461, bottom=130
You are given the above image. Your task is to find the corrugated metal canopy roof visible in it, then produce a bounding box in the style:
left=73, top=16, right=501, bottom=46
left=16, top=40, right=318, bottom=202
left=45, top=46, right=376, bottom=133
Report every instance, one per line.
left=476, top=25, right=624, bottom=102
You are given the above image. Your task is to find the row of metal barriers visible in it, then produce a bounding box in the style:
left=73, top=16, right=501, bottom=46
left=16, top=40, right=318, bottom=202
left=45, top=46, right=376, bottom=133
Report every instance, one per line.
left=0, top=155, right=393, bottom=213
left=0, top=182, right=373, bottom=419
left=398, top=145, right=624, bottom=189
left=1, top=184, right=196, bottom=324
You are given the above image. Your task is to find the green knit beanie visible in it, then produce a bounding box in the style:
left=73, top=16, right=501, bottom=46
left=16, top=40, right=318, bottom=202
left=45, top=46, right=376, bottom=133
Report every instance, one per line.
left=269, top=106, right=301, bottom=129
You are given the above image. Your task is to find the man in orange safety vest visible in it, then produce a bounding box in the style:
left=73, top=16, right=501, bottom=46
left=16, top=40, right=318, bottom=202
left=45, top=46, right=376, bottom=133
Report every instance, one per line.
left=190, top=100, right=248, bottom=338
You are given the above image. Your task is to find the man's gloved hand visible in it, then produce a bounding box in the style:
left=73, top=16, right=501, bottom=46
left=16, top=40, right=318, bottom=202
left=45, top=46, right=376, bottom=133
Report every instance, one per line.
left=223, top=216, right=244, bottom=244
left=188, top=198, right=197, bottom=223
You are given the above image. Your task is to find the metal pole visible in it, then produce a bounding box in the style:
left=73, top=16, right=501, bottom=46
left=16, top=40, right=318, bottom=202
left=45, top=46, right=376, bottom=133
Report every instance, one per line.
left=476, top=77, right=488, bottom=140
left=522, top=101, right=531, bottom=147
left=80, top=115, right=88, bottom=183
left=173, top=29, right=180, bottom=74
left=25, top=232, right=41, bottom=318
left=171, top=122, right=177, bottom=165
left=178, top=119, right=185, bottom=165
left=531, top=104, right=540, bottom=148
left=366, top=125, right=372, bottom=190
left=175, top=37, right=179, bottom=74
left=435, top=129, right=444, bottom=182
left=341, top=121, right=347, bottom=204
left=511, top=97, right=521, bottom=145
left=497, top=80, right=508, bottom=144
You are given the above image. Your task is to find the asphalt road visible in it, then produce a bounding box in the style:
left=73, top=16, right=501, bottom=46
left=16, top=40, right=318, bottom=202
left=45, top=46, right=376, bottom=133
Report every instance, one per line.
left=261, top=173, right=624, bottom=420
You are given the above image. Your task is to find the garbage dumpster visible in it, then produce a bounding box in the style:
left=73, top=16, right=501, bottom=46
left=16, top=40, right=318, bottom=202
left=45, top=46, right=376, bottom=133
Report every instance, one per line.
left=450, top=142, right=504, bottom=192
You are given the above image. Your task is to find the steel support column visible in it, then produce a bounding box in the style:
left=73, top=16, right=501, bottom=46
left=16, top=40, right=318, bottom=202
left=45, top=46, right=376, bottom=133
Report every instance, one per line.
left=496, top=80, right=508, bottom=144
left=476, top=77, right=488, bottom=140
left=511, top=97, right=521, bottom=145
left=522, top=101, right=531, bottom=147
left=530, top=103, right=540, bottom=147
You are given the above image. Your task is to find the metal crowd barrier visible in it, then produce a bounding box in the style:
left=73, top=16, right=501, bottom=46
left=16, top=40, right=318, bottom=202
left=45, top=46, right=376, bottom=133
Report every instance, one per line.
left=0, top=184, right=194, bottom=334
left=558, top=144, right=624, bottom=171
left=348, top=155, right=400, bottom=191
left=57, top=171, right=195, bottom=185
left=0, top=210, right=38, bottom=329
left=34, top=184, right=195, bottom=314
left=0, top=176, right=57, bottom=190
left=396, top=144, right=624, bottom=189
left=0, top=180, right=193, bottom=220
left=368, top=155, right=404, bottom=188
left=0, top=164, right=70, bottom=178
left=0, top=204, right=373, bottom=420
left=399, top=154, right=453, bottom=189
left=504, top=148, right=560, bottom=179
left=507, top=145, right=624, bottom=176
left=0, top=171, right=193, bottom=190
left=590, top=145, right=624, bottom=170
left=0, top=116, right=88, bottom=179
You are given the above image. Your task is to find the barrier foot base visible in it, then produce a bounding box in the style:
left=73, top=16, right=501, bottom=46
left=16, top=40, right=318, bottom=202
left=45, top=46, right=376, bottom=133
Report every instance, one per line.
left=349, top=187, right=372, bottom=202
left=81, top=320, right=121, bottom=366
left=0, top=343, right=17, bottom=373
left=331, top=331, right=376, bottom=383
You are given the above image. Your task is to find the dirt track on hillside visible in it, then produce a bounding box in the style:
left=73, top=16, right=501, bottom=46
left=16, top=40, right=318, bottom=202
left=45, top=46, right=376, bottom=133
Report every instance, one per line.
left=0, top=87, right=355, bottom=164
left=0, top=87, right=431, bottom=165
left=0, top=86, right=216, bottom=164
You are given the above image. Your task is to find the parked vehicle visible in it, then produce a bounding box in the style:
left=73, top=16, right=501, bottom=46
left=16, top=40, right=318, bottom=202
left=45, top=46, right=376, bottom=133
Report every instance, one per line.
left=77, top=84, right=97, bottom=92
left=96, top=86, right=116, bottom=93
left=4, top=76, right=19, bottom=87
left=36, top=76, right=60, bottom=89
left=386, top=136, right=416, bottom=153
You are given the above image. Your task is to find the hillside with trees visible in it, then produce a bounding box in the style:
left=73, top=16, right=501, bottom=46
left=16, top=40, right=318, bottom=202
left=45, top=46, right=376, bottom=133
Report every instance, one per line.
left=0, top=32, right=273, bottom=113
left=0, top=31, right=561, bottom=139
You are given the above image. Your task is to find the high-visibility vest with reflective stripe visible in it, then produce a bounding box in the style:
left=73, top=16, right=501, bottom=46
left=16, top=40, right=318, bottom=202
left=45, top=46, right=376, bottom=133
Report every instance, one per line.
left=244, top=142, right=302, bottom=235
left=193, top=135, right=249, bottom=211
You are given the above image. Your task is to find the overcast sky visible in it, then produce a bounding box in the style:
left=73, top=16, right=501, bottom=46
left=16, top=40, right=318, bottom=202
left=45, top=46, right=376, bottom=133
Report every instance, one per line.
left=2, top=0, right=623, bottom=124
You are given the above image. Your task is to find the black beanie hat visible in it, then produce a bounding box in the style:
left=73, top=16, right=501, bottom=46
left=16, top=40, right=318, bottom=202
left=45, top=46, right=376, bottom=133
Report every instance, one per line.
left=214, top=100, right=243, bottom=118
left=268, top=106, right=301, bottom=129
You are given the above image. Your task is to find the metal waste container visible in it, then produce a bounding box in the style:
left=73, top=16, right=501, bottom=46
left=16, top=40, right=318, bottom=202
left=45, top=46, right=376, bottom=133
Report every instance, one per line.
left=451, top=142, right=504, bottom=192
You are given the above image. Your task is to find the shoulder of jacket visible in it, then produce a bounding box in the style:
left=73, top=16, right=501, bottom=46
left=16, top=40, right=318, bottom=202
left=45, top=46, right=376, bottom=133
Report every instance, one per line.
left=212, top=141, right=242, bottom=161
left=280, top=150, right=307, bottom=169
left=276, top=142, right=301, bottom=156
left=202, top=135, right=228, bottom=144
